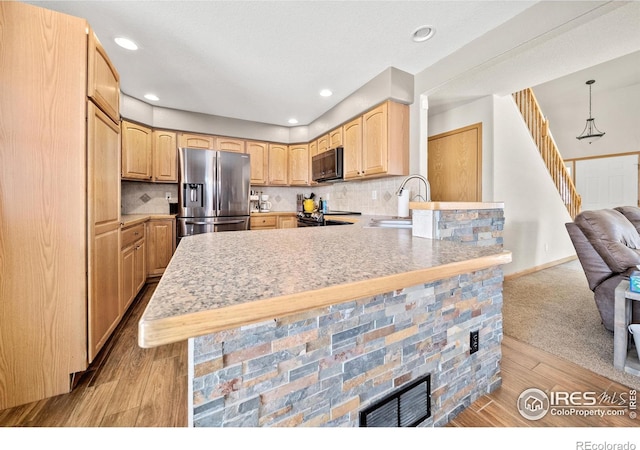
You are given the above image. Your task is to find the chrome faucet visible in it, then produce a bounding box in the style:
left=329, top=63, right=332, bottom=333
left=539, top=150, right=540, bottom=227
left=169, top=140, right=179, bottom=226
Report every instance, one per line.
left=396, top=174, right=431, bottom=202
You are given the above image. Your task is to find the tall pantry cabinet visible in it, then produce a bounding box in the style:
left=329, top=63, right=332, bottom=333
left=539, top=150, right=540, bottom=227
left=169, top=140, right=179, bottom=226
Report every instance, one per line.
left=0, top=2, right=121, bottom=409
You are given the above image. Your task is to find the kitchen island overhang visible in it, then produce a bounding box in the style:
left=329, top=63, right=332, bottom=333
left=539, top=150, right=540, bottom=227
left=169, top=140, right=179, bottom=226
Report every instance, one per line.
left=139, top=211, right=511, bottom=426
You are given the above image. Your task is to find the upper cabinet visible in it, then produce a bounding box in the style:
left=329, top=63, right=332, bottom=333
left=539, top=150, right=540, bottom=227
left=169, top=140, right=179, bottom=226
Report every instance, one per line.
left=178, top=133, right=215, bottom=149
left=289, top=144, right=309, bottom=186
left=343, top=116, right=363, bottom=179
left=247, top=141, right=268, bottom=185
left=329, top=127, right=343, bottom=148
left=268, top=143, right=288, bottom=185
left=121, top=120, right=153, bottom=180
left=216, top=137, right=245, bottom=153
left=353, top=101, right=409, bottom=179
left=87, top=31, right=119, bottom=124
left=153, top=130, right=178, bottom=183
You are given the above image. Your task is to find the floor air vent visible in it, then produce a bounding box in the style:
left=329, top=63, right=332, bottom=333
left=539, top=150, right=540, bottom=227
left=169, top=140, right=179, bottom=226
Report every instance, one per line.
left=359, top=374, right=431, bottom=427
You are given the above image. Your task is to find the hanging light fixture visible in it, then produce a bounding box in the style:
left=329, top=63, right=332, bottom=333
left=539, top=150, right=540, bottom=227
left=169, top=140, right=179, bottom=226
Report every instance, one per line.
left=576, top=79, right=605, bottom=144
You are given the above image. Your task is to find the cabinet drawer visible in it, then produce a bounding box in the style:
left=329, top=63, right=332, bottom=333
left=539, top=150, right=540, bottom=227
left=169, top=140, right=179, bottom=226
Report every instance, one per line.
left=250, top=216, right=277, bottom=229
left=121, top=223, right=145, bottom=248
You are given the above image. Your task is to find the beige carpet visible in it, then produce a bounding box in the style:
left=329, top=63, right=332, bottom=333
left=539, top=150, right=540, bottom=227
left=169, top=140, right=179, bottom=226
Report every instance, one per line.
left=502, top=259, right=640, bottom=390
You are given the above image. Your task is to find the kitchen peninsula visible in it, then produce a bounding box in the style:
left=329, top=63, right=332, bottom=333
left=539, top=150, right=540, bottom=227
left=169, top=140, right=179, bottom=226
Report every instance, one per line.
left=139, top=206, right=511, bottom=427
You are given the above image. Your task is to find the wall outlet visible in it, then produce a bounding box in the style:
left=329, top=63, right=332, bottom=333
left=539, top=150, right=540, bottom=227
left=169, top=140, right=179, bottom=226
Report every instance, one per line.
left=470, top=330, right=479, bottom=354
left=165, top=192, right=172, bottom=201
left=372, top=190, right=377, bottom=200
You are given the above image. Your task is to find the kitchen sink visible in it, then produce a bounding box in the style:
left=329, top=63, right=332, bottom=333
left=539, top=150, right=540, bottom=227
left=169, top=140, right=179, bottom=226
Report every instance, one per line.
left=366, top=218, right=413, bottom=229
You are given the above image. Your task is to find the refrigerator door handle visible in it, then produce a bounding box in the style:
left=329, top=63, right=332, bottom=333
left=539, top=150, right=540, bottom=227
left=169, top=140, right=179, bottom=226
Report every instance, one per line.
left=216, top=153, right=222, bottom=216
left=215, top=220, right=245, bottom=225
left=184, top=221, right=214, bottom=225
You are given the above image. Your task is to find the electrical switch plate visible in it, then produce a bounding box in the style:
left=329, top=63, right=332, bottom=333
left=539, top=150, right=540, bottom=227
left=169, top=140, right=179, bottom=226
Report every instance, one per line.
left=470, top=330, right=479, bottom=354
left=165, top=192, right=172, bottom=201
left=372, top=190, right=377, bottom=200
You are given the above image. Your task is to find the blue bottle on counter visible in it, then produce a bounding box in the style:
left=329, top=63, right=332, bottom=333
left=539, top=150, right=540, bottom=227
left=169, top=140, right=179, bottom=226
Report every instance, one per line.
left=319, top=197, right=327, bottom=213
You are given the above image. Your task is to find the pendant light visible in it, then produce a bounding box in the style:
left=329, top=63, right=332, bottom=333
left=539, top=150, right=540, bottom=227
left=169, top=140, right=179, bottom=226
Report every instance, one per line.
left=576, top=79, right=605, bottom=144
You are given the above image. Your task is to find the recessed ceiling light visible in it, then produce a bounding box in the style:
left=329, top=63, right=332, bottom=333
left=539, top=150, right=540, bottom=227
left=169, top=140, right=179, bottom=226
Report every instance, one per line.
left=411, top=25, right=435, bottom=43
left=288, top=118, right=299, bottom=125
left=144, top=94, right=159, bottom=101
left=114, top=37, right=138, bottom=50
left=319, top=89, right=333, bottom=97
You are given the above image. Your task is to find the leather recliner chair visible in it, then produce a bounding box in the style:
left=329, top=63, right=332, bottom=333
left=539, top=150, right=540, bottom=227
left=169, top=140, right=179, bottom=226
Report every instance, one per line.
left=566, top=206, right=640, bottom=332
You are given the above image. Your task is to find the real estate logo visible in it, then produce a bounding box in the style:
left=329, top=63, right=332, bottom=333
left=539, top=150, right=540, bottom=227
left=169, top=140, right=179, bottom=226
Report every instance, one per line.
left=517, top=387, right=637, bottom=421
left=517, top=388, right=550, bottom=420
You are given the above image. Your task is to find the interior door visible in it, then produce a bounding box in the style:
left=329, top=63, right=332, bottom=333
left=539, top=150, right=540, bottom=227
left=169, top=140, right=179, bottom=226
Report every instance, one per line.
left=428, top=123, right=482, bottom=202
left=575, top=154, right=638, bottom=211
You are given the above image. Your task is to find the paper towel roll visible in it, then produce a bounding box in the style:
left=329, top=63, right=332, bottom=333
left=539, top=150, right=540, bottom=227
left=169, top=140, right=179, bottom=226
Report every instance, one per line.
left=397, top=189, right=410, bottom=218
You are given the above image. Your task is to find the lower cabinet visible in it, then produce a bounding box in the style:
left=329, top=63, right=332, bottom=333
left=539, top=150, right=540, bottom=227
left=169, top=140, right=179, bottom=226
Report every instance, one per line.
left=147, top=218, right=176, bottom=277
left=120, top=223, right=146, bottom=313
left=250, top=213, right=298, bottom=230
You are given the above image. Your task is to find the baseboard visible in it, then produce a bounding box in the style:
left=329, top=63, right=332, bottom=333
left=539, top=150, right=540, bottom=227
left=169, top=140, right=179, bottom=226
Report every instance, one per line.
left=504, top=255, right=577, bottom=281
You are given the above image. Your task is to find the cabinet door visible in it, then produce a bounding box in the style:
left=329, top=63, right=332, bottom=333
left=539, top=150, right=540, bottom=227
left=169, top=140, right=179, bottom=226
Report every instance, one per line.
left=153, top=130, right=177, bottom=183
left=288, top=144, right=309, bottom=186
left=87, top=30, right=119, bottom=123
left=277, top=215, right=298, bottom=229
left=309, top=140, right=318, bottom=185
left=178, top=133, right=215, bottom=149
left=343, top=117, right=362, bottom=179
left=87, top=102, right=121, bottom=363
left=317, top=134, right=329, bottom=154
left=147, top=219, right=176, bottom=277
left=134, top=239, right=146, bottom=295
left=247, top=141, right=268, bottom=185
left=122, top=120, right=152, bottom=180
left=362, top=102, right=388, bottom=177
left=329, top=127, right=343, bottom=148
left=216, top=137, right=245, bottom=153
left=268, top=144, right=289, bottom=185
left=121, top=245, right=135, bottom=312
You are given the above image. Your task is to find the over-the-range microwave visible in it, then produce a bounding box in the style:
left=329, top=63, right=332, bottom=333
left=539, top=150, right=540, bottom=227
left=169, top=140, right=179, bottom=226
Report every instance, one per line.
left=312, top=146, right=344, bottom=182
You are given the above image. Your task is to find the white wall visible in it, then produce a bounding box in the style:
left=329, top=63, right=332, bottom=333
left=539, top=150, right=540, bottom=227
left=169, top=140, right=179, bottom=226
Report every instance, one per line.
left=427, top=95, right=576, bottom=276
left=492, top=95, right=575, bottom=276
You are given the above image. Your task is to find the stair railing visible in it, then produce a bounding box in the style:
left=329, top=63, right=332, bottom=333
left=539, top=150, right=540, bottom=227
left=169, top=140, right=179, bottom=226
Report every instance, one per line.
left=513, top=88, right=581, bottom=219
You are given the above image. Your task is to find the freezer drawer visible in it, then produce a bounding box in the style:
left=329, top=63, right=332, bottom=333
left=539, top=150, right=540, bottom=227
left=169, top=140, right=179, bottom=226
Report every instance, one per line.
left=177, top=217, right=249, bottom=239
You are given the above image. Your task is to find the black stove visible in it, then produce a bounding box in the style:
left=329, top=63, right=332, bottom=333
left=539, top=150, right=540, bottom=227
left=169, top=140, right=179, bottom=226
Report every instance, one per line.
left=296, top=211, right=356, bottom=227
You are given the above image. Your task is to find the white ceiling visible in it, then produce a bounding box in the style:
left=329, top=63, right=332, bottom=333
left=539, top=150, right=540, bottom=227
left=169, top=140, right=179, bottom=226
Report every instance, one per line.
left=26, top=0, right=536, bottom=125
left=24, top=1, right=640, bottom=130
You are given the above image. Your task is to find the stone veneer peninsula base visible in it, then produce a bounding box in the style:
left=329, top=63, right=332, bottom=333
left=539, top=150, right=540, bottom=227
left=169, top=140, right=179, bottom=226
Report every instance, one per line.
left=190, top=266, right=504, bottom=426
left=139, top=205, right=510, bottom=427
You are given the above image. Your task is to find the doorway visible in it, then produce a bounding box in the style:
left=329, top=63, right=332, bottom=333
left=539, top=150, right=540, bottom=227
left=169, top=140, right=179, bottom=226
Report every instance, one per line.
left=427, top=122, right=482, bottom=201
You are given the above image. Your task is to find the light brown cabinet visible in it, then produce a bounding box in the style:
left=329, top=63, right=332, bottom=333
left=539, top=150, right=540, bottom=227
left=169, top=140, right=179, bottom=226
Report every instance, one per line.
left=153, top=130, right=178, bottom=183
left=146, top=218, right=176, bottom=277
left=88, top=102, right=122, bottom=363
left=289, top=144, right=310, bottom=186
left=178, top=132, right=215, bottom=149
left=120, top=223, right=146, bottom=313
left=329, top=127, right=343, bottom=148
left=247, top=141, right=268, bottom=185
left=277, top=214, right=298, bottom=229
left=268, top=143, right=289, bottom=185
left=121, top=120, right=153, bottom=180
left=348, top=101, right=409, bottom=179
left=0, top=2, right=121, bottom=409
left=216, top=137, right=245, bottom=153
left=250, top=213, right=297, bottom=230
left=343, top=116, right=363, bottom=179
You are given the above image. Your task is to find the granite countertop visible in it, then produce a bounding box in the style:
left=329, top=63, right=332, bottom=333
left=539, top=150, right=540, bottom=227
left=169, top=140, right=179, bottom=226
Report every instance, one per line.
left=121, top=213, right=177, bottom=227
left=138, top=219, right=511, bottom=348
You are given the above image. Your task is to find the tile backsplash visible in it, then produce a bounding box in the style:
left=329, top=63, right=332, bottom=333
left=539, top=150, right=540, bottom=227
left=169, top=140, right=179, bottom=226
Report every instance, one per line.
left=260, top=175, right=428, bottom=217
left=121, top=181, right=178, bottom=215
left=122, top=176, right=428, bottom=217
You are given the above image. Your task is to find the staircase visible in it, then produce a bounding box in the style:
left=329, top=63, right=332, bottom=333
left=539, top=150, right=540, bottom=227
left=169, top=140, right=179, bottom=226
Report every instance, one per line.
left=513, top=88, right=581, bottom=219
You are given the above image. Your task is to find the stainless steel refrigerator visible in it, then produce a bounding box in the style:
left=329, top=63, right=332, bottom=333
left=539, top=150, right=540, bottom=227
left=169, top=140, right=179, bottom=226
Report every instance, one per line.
left=177, top=147, right=251, bottom=241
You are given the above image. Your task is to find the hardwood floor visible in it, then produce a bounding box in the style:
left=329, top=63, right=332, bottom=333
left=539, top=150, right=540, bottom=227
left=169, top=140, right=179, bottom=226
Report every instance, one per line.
left=0, top=282, right=187, bottom=427
left=0, top=283, right=637, bottom=427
